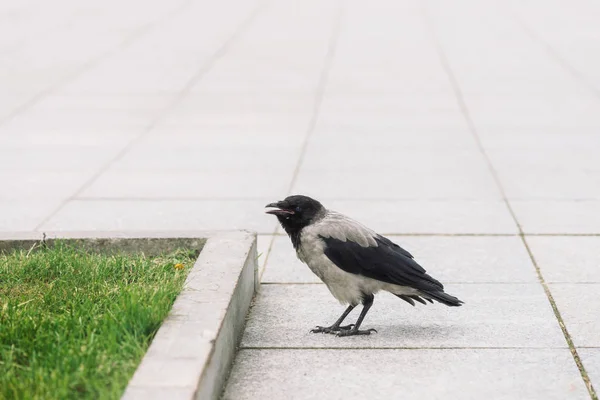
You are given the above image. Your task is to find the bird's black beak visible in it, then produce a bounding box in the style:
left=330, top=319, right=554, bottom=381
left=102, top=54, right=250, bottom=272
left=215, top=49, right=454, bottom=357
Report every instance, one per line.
left=265, top=202, right=295, bottom=216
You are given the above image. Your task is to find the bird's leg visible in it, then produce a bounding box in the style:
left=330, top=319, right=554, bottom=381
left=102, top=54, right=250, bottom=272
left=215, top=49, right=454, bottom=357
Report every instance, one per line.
left=310, top=305, right=356, bottom=334
left=337, top=294, right=377, bottom=337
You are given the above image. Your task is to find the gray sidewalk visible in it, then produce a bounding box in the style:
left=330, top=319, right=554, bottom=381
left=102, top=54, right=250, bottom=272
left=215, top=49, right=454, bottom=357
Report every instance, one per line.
left=1, top=0, right=600, bottom=398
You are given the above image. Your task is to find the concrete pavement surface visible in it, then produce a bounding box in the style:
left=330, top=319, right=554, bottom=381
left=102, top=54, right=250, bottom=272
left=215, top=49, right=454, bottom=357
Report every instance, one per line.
left=1, top=0, right=599, bottom=398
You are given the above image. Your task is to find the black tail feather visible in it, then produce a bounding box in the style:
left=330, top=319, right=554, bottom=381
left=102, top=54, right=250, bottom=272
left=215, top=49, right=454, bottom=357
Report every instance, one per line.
left=396, top=294, right=431, bottom=306
left=398, top=295, right=416, bottom=306
left=411, top=295, right=429, bottom=305
left=421, top=291, right=464, bottom=307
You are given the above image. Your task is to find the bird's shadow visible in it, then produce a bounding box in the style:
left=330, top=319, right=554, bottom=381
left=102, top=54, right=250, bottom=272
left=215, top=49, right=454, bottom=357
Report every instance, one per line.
left=380, top=323, right=466, bottom=339
left=303, top=323, right=467, bottom=344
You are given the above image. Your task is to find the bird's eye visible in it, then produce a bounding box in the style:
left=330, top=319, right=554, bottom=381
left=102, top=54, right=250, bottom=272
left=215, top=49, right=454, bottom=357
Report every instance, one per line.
left=295, top=206, right=302, bottom=213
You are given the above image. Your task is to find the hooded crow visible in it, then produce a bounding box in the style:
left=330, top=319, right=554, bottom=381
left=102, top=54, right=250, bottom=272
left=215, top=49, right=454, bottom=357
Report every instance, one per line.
left=265, top=195, right=463, bottom=337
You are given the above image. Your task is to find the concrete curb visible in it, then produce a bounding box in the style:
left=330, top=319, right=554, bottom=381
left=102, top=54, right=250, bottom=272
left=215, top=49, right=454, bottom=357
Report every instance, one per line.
left=0, top=230, right=258, bottom=400
left=122, top=231, right=258, bottom=400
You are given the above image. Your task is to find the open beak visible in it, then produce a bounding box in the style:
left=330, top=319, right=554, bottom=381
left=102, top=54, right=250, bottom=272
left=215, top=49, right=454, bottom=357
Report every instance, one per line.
left=265, top=202, right=295, bottom=216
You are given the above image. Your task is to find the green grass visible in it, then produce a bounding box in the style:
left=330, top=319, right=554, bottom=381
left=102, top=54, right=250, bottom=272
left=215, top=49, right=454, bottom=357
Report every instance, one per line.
left=0, top=241, right=196, bottom=400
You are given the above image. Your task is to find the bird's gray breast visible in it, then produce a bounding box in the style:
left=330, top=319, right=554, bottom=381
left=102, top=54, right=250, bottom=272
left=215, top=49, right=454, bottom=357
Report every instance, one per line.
left=296, top=228, right=329, bottom=281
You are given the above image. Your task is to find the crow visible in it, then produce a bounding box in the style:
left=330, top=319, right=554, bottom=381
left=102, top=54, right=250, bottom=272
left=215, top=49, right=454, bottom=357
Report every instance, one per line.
left=265, top=195, right=463, bottom=337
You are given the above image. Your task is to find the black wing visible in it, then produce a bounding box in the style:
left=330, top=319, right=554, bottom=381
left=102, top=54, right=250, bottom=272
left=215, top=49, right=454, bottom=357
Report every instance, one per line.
left=321, top=235, right=444, bottom=292
left=376, top=234, right=414, bottom=259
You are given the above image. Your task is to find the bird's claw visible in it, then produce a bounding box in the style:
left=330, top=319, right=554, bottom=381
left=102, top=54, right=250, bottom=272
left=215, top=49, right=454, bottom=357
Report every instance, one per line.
left=310, top=324, right=355, bottom=334
left=336, top=328, right=377, bottom=337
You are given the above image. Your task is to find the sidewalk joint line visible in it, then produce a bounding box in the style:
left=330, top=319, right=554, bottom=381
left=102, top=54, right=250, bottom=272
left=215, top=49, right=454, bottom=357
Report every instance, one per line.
left=259, top=233, right=278, bottom=282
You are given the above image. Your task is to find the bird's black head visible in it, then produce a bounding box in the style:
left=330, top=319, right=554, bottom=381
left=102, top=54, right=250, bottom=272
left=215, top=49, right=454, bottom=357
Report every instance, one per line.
left=265, top=195, right=326, bottom=237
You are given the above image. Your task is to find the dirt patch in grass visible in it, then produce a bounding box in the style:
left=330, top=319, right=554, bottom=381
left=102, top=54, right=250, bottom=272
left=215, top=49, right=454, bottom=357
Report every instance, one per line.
left=0, top=241, right=196, bottom=400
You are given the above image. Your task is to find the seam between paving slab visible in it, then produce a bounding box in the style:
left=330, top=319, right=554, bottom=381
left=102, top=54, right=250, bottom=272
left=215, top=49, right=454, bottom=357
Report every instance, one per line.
left=33, top=0, right=270, bottom=233
left=258, top=235, right=278, bottom=281
left=0, top=0, right=193, bottom=129
left=421, top=6, right=598, bottom=400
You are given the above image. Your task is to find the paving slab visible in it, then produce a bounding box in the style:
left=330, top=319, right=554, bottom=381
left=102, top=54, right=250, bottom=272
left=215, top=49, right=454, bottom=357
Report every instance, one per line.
left=299, top=146, right=490, bottom=171
left=548, top=284, right=600, bottom=348
left=141, top=129, right=307, bottom=148
left=192, top=62, right=325, bottom=95
left=323, top=80, right=454, bottom=96
left=0, top=145, right=122, bottom=172
left=173, top=93, right=316, bottom=114
left=261, top=235, right=316, bottom=283
left=311, top=127, right=477, bottom=149
left=477, top=129, right=600, bottom=150
left=79, top=170, right=293, bottom=199
left=486, top=148, right=599, bottom=174
left=317, top=110, right=468, bottom=130
left=0, top=171, right=90, bottom=200
left=527, top=237, right=600, bottom=283
left=223, top=348, right=588, bottom=400
left=466, top=97, right=600, bottom=129
left=314, top=112, right=469, bottom=131
left=0, top=130, right=140, bottom=146
left=320, top=200, right=518, bottom=234
left=4, top=108, right=155, bottom=130
left=510, top=0, right=600, bottom=90
left=241, top=284, right=565, bottom=349
left=39, top=199, right=277, bottom=234
left=464, top=93, right=600, bottom=124
left=292, top=169, right=503, bottom=200
left=510, top=201, right=600, bottom=234
left=494, top=169, right=600, bottom=201
left=0, top=94, right=31, bottom=120
left=160, top=110, right=313, bottom=131
left=0, top=200, right=63, bottom=231
left=262, top=235, right=538, bottom=284
left=59, top=1, right=258, bottom=96
left=319, top=93, right=461, bottom=113
left=110, top=145, right=301, bottom=172
left=31, top=95, right=175, bottom=111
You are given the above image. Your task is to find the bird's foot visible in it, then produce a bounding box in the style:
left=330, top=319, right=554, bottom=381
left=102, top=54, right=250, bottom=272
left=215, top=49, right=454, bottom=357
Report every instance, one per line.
left=310, top=324, right=355, bottom=334
left=336, top=327, right=377, bottom=337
